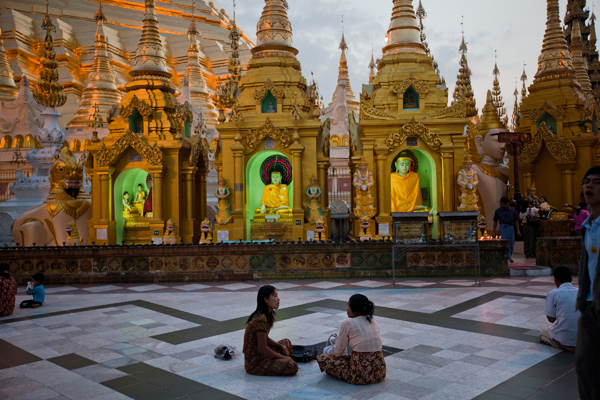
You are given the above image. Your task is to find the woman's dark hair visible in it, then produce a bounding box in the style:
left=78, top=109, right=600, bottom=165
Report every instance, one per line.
left=0, top=263, right=10, bottom=279
left=577, top=202, right=588, bottom=216
left=247, top=285, right=277, bottom=328
left=349, top=294, right=375, bottom=323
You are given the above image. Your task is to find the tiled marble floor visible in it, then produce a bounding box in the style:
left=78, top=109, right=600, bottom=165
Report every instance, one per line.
left=0, top=278, right=578, bottom=400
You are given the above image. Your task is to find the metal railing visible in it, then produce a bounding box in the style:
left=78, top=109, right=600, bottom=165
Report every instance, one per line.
left=328, top=167, right=352, bottom=207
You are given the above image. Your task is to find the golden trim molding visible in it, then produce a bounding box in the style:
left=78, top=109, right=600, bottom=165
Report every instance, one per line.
left=245, top=117, right=292, bottom=150
left=96, top=129, right=163, bottom=167
left=529, top=100, right=564, bottom=123
left=392, top=74, right=430, bottom=99
left=386, top=117, right=442, bottom=152
left=254, top=79, right=285, bottom=101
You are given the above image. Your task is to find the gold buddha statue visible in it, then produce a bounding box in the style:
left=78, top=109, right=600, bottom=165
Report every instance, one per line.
left=391, top=151, right=426, bottom=212
left=256, top=171, right=292, bottom=216
left=457, top=149, right=480, bottom=211
left=122, top=191, right=136, bottom=218
left=404, top=92, right=418, bottom=109
left=134, top=184, right=146, bottom=216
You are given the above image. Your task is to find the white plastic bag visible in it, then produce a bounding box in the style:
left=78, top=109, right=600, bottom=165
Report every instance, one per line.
left=322, top=334, right=337, bottom=355
left=214, top=344, right=236, bottom=360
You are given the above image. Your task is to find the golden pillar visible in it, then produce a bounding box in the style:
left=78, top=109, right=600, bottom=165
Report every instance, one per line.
left=317, top=160, right=329, bottom=209
left=186, top=172, right=194, bottom=220
left=558, top=162, right=578, bottom=210
left=100, top=173, right=110, bottom=222
left=375, top=149, right=388, bottom=217
left=291, top=146, right=304, bottom=212
left=232, top=133, right=244, bottom=215
left=441, top=152, right=454, bottom=212
left=520, top=164, right=536, bottom=193
left=152, top=171, right=164, bottom=221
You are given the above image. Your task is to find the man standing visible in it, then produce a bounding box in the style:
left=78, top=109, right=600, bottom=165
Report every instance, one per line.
left=576, top=166, right=600, bottom=400
left=492, top=197, right=521, bottom=263
left=539, top=266, right=579, bottom=352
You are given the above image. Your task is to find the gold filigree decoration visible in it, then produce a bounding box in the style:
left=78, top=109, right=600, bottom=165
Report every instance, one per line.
left=245, top=118, right=292, bottom=149
left=386, top=117, right=442, bottom=152
left=429, top=98, right=467, bottom=119
left=189, top=135, right=208, bottom=167
left=518, top=122, right=576, bottom=164
left=120, top=95, right=155, bottom=119
left=229, top=101, right=244, bottom=124
left=529, top=100, right=564, bottom=123
left=359, top=92, right=398, bottom=121
left=254, top=79, right=285, bottom=101
left=174, top=102, right=194, bottom=123
left=95, top=130, right=163, bottom=167
left=46, top=200, right=91, bottom=219
left=392, top=74, right=430, bottom=98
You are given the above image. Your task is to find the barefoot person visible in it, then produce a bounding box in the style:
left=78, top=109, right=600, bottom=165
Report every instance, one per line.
left=243, top=285, right=298, bottom=376
left=492, top=197, right=521, bottom=263
left=576, top=166, right=600, bottom=400
left=540, top=267, right=579, bottom=352
left=316, top=294, right=386, bottom=385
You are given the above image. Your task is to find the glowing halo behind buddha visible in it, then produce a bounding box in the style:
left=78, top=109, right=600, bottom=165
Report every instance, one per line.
left=390, top=149, right=426, bottom=213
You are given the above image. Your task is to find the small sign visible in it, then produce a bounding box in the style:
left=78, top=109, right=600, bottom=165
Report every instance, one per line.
left=235, top=183, right=243, bottom=192
left=264, top=138, right=275, bottom=149
left=306, top=231, right=315, bottom=241
left=96, top=228, right=107, bottom=240
left=217, top=230, right=229, bottom=243
left=37, top=168, right=50, bottom=177
left=379, top=223, right=390, bottom=236
left=407, top=137, right=418, bottom=147
left=129, top=154, right=143, bottom=162
left=153, top=230, right=160, bottom=236
left=266, top=215, right=280, bottom=222
left=151, top=237, right=163, bottom=245
left=295, top=220, right=302, bottom=226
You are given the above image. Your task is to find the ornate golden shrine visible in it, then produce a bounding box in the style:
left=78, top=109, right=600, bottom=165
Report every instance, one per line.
left=85, top=0, right=208, bottom=245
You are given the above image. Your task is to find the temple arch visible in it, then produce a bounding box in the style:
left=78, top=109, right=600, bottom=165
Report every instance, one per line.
left=129, top=109, right=142, bottom=133
left=11, top=135, right=23, bottom=149
left=23, top=135, right=34, bottom=148
left=330, top=135, right=340, bottom=147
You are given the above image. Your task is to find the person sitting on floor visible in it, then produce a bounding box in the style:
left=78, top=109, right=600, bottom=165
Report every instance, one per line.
left=20, top=272, right=45, bottom=309
left=243, top=285, right=298, bottom=376
left=316, top=294, right=386, bottom=385
left=539, top=266, right=580, bottom=352
left=0, top=263, right=17, bottom=317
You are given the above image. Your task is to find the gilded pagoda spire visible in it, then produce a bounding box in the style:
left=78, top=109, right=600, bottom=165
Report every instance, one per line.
left=477, top=90, right=505, bottom=133
left=68, top=0, right=121, bottom=129
left=491, top=51, right=507, bottom=124
left=510, top=82, right=520, bottom=132
left=0, top=25, right=18, bottom=102
left=252, top=0, right=298, bottom=59
left=452, top=20, right=477, bottom=117
left=333, top=30, right=356, bottom=104
left=368, top=46, right=376, bottom=85
left=383, top=0, right=426, bottom=56
left=520, top=63, right=528, bottom=102
left=571, top=20, right=593, bottom=96
left=535, top=0, right=575, bottom=82
left=129, top=0, right=171, bottom=78
left=33, top=0, right=67, bottom=109
left=185, top=2, right=208, bottom=92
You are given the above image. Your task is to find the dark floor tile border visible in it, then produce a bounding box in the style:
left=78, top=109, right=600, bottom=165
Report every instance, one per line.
left=473, top=351, right=577, bottom=400
left=47, top=353, right=98, bottom=370
left=0, top=338, right=42, bottom=369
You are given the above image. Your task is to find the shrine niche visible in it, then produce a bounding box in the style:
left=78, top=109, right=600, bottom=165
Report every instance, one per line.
left=254, top=79, right=285, bottom=114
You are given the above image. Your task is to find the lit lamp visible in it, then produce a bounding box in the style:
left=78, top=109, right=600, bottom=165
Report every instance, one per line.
left=384, top=35, right=389, bottom=43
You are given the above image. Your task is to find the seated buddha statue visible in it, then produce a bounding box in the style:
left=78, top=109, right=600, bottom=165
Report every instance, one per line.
left=134, top=184, right=146, bottom=216
left=404, top=92, right=418, bottom=109
left=256, top=171, right=292, bottom=216
left=391, top=155, right=426, bottom=212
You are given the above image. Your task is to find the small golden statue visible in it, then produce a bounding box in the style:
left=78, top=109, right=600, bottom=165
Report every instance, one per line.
left=215, top=179, right=232, bottom=225
left=457, top=142, right=480, bottom=211
left=65, top=220, right=83, bottom=246
left=525, top=183, right=541, bottom=208
left=358, top=213, right=373, bottom=241
left=305, top=175, right=323, bottom=224
left=314, top=216, right=326, bottom=240
left=353, top=156, right=376, bottom=218
left=199, top=218, right=213, bottom=244
left=404, top=92, right=418, bottom=109
left=122, top=191, right=135, bottom=218
left=134, top=184, right=146, bottom=216
left=163, top=218, right=177, bottom=244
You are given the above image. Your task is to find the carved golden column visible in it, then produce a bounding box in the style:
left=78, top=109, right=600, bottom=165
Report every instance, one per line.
left=185, top=172, right=194, bottom=221
left=441, top=152, right=454, bottom=212
left=231, top=132, right=245, bottom=214
left=520, top=164, right=536, bottom=194
left=99, top=173, right=110, bottom=222
left=317, top=161, right=329, bottom=209
left=558, top=162, right=578, bottom=210
left=152, top=171, right=164, bottom=221
left=375, top=149, right=389, bottom=217
left=290, top=145, right=305, bottom=212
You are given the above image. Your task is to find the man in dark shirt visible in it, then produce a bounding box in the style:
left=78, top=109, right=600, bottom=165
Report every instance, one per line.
left=492, top=197, right=521, bottom=263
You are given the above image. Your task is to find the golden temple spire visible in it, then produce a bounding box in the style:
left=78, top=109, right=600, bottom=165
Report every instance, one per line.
left=491, top=50, right=507, bottom=124
left=68, top=0, right=121, bottom=129
left=333, top=17, right=356, bottom=104
left=383, top=0, right=426, bottom=56
left=520, top=62, right=528, bottom=103
left=0, top=24, right=18, bottom=102
left=477, top=90, right=505, bottom=133
left=510, top=81, right=520, bottom=132
left=535, top=0, right=575, bottom=82
left=590, top=12, right=598, bottom=54
left=368, top=43, right=376, bottom=85
left=452, top=18, right=477, bottom=117
left=252, top=0, right=298, bottom=59
left=186, top=0, right=208, bottom=92
left=129, top=0, right=172, bottom=78
left=571, top=20, right=593, bottom=96
left=33, top=0, right=67, bottom=108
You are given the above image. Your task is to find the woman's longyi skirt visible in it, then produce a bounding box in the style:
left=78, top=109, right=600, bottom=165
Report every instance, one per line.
left=316, top=351, right=386, bottom=385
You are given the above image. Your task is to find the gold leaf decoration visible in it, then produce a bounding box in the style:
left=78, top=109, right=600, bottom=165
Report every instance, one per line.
left=529, top=100, right=564, bottom=123
left=429, top=98, right=468, bottom=119
left=245, top=117, right=292, bottom=149
left=254, top=79, right=285, bottom=101
left=386, top=117, right=442, bottom=152
left=518, top=122, right=576, bottom=164
left=95, top=130, right=163, bottom=167
left=359, top=92, right=398, bottom=121
left=120, top=95, right=155, bottom=119
left=392, top=74, right=430, bottom=98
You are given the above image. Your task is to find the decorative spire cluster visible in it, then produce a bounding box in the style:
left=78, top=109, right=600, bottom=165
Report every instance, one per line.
left=0, top=24, right=18, bottom=102
left=252, top=0, right=298, bottom=59
left=383, top=0, right=426, bottom=56
left=491, top=51, right=507, bottom=125
left=535, top=0, right=575, bottom=82
left=416, top=0, right=443, bottom=85
left=129, top=0, right=171, bottom=78
left=571, top=20, right=593, bottom=96
left=452, top=19, right=477, bottom=117
left=33, top=0, right=67, bottom=108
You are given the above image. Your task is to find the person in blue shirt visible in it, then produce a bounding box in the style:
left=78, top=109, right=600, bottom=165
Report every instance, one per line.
left=20, top=272, right=45, bottom=309
left=575, top=166, right=600, bottom=400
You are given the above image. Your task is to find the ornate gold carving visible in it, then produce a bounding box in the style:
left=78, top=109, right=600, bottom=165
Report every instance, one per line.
left=529, top=100, right=565, bottom=123
left=120, top=95, right=155, bottom=119
left=254, top=79, right=285, bottom=101
left=46, top=200, right=91, bottom=220
left=245, top=118, right=292, bottom=149
left=174, top=102, right=193, bottom=123
left=392, top=74, right=430, bottom=98
left=386, top=117, right=442, bottom=152
left=189, top=135, right=208, bottom=167
left=96, top=129, right=163, bottom=167
left=518, top=122, right=577, bottom=164
left=429, top=98, right=467, bottom=119
left=359, top=92, right=398, bottom=121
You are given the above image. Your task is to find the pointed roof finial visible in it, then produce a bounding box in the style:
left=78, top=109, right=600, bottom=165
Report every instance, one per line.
left=188, top=0, right=199, bottom=36
left=459, top=16, right=468, bottom=54
left=570, top=20, right=593, bottom=96
left=384, top=0, right=426, bottom=55
left=94, top=0, right=107, bottom=22
left=339, top=16, right=348, bottom=51
left=252, top=0, right=297, bottom=59
left=42, top=0, right=55, bottom=32
left=535, top=0, right=575, bottom=82
left=0, top=22, right=18, bottom=102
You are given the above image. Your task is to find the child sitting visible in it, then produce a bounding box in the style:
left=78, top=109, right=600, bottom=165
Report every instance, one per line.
left=20, top=273, right=45, bottom=309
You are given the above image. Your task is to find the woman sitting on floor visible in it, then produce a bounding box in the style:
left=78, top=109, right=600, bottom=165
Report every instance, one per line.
left=0, top=263, right=17, bottom=317
left=317, top=294, right=386, bottom=385
left=243, top=285, right=298, bottom=376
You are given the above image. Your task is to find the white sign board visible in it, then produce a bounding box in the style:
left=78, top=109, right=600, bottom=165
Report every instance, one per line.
left=151, top=237, right=163, bottom=245
left=379, top=223, right=390, bottom=236
left=96, top=228, right=107, bottom=240
left=217, top=230, right=229, bottom=243
left=306, top=231, right=315, bottom=241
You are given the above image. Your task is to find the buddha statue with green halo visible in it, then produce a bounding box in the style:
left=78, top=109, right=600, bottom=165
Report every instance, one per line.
left=255, top=155, right=294, bottom=217
left=391, top=150, right=427, bottom=212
